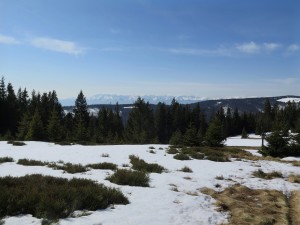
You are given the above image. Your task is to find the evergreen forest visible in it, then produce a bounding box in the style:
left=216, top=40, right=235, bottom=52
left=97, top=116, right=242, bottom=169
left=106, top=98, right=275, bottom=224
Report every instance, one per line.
left=0, top=77, right=300, bottom=155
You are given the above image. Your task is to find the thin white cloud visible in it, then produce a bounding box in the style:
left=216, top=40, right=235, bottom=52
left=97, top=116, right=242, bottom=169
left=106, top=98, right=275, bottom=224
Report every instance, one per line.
left=30, top=37, right=84, bottom=55
left=263, top=43, right=281, bottom=52
left=236, top=41, right=260, bottom=54
left=287, top=44, right=299, bottom=53
left=0, top=34, right=20, bottom=44
left=168, top=47, right=232, bottom=57
left=267, top=77, right=298, bottom=85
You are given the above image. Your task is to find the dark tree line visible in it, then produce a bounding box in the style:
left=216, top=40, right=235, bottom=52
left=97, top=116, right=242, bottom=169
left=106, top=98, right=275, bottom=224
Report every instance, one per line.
left=0, top=77, right=299, bottom=148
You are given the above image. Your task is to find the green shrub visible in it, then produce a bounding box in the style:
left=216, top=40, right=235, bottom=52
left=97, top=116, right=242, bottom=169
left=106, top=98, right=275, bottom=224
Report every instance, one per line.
left=149, top=149, right=156, bottom=154
left=0, top=157, right=14, bottom=164
left=50, top=163, right=88, bottom=174
left=107, top=169, right=150, bottom=187
left=129, top=155, right=165, bottom=173
left=41, top=218, right=57, bottom=225
left=189, top=152, right=205, bottom=159
left=87, top=162, right=117, bottom=170
left=173, top=153, right=190, bottom=160
left=0, top=175, right=128, bottom=220
left=54, top=141, right=72, bottom=146
left=166, top=147, right=179, bottom=154
left=179, top=166, right=193, bottom=173
left=148, top=146, right=155, bottom=150
left=200, top=148, right=230, bottom=162
left=7, top=141, right=26, bottom=146
left=17, top=158, right=48, bottom=166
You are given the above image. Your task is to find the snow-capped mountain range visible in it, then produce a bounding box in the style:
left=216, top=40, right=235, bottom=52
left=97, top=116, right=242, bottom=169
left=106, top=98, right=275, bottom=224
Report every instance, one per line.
left=60, top=94, right=209, bottom=106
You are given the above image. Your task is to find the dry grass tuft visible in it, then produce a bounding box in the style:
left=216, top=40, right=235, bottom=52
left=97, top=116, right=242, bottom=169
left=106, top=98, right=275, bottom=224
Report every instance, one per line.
left=202, top=185, right=289, bottom=225
left=292, top=161, right=300, bottom=167
left=288, top=175, right=300, bottom=183
left=252, top=169, right=283, bottom=180
left=290, top=191, right=300, bottom=225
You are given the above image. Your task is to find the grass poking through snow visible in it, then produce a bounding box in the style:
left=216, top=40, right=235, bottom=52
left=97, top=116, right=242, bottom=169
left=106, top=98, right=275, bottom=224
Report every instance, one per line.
left=201, top=184, right=290, bottom=225
left=252, top=169, right=283, bottom=179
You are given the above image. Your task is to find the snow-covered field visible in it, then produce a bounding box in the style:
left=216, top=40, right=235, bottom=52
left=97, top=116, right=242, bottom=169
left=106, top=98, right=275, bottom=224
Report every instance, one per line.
left=1, top=137, right=300, bottom=225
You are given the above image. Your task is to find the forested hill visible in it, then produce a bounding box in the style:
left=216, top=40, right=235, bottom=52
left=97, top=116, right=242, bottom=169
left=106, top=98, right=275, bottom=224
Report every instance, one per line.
left=63, top=95, right=300, bottom=121
left=191, top=95, right=300, bottom=115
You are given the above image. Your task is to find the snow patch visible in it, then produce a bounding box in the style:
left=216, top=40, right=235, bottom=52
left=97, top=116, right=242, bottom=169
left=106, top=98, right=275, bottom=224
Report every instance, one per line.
left=277, top=97, right=300, bottom=103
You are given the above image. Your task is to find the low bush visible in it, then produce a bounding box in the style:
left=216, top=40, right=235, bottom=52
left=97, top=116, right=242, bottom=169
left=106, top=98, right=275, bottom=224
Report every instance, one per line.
left=166, top=147, right=179, bottom=154
left=0, top=174, right=129, bottom=220
left=0, top=157, right=14, bottom=164
left=200, top=148, right=230, bottom=162
left=87, top=162, right=117, bottom=170
left=107, top=169, right=150, bottom=187
left=148, top=146, right=155, bottom=150
left=129, top=155, right=165, bottom=173
left=173, top=153, right=190, bottom=160
left=189, top=151, right=205, bottom=159
left=179, top=166, right=193, bottom=173
left=50, top=163, right=88, bottom=174
left=54, top=141, right=72, bottom=146
left=17, top=158, right=48, bottom=166
left=7, top=141, right=26, bottom=146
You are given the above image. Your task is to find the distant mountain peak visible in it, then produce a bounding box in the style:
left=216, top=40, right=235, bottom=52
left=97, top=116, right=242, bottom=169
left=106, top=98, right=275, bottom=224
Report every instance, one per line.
left=60, top=94, right=209, bottom=106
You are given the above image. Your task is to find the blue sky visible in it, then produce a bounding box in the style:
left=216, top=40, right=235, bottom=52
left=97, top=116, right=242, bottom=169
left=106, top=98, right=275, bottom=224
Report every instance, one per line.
left=0, top=0, right=299, bottom=100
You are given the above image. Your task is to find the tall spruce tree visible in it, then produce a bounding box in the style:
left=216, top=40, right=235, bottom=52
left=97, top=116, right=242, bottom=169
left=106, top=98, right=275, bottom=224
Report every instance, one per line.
left=124, top=97, right=155, bottom=143
left=26, top=108, right=44, bottom=141
left=6, top=83, right=19, bottom=136
left=73, top=90, right=89, bottom=141
left=47, top=108, right=63, bottom=142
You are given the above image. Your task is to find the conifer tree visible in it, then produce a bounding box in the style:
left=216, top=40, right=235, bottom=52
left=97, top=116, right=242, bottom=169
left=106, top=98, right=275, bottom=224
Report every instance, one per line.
left=47, top=108, right=63, bottom=142
left=26, top=108, right=44, bottom=141
left=0, top=77, right=7, bottom=136
left=124, top=97, right=155, bottom=143
left=169, top=129, right=183, bottom=146
left=204, top=116, right=225, bottom=147
left=73, top=90, right=89, bottom=141
left=6, top=83, right=19, bottom=135
left=183, top=124, right=200, bottom=146
left=17, top=112, right=31, bottom=140
left=241, top=127, right=248, bottom=139
left=155, top=102, right=169, bottom=143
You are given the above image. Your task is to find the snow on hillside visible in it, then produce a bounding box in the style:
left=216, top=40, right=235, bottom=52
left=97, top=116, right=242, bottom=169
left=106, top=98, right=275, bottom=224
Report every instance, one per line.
left=60, top=94, right=209, bottom=106
left=277, top=97, right=300, bottom=103
left=0, top=139, right=300, bottom=225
